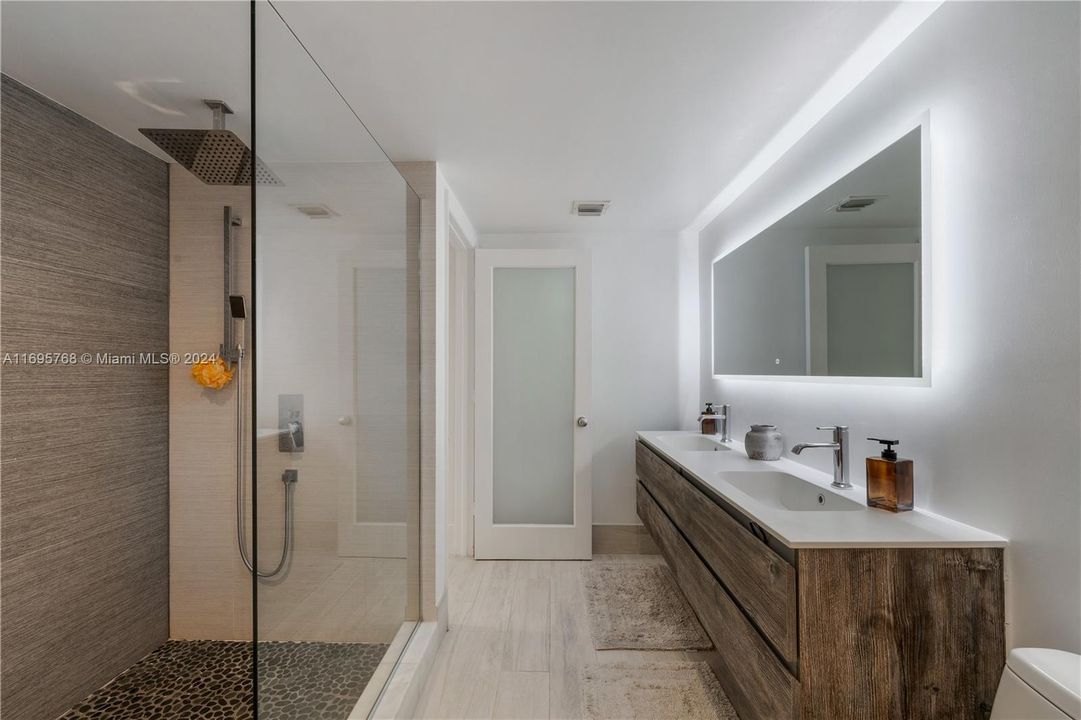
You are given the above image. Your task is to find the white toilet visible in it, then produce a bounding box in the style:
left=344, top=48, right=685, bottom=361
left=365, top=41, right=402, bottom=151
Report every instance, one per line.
left=991, top=648, right=1081, bottom=719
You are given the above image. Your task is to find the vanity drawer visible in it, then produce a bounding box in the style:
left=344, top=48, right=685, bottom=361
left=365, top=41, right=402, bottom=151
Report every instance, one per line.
left=635, top=441, right=798, bottom=664
left=638, top=483, right=799, bottom=720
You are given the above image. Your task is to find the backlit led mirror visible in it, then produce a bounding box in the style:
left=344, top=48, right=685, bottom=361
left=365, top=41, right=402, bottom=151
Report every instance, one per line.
left=711, top=125, right=927, bottom=380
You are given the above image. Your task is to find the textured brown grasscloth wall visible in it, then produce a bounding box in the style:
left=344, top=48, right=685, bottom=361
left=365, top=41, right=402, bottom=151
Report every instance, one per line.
left=0, top=74, right=170, bottom=720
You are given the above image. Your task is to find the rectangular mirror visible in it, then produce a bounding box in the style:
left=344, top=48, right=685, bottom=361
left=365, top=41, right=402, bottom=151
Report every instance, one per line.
left=712, top=123, right=928, bottom=380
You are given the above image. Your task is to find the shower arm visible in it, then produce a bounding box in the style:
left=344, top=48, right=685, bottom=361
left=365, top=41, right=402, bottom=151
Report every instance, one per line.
left=206, top=99, right=232, bottom=130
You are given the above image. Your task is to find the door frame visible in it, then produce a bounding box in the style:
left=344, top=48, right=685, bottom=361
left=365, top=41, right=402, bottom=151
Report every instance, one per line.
left=474, top=249, right=592, bottom=560
left=447, top=221, right=475, bottom=558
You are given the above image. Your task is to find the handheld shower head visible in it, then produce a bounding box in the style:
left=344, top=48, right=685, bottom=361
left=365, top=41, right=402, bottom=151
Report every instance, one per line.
left=229, top=295, right=247, bottom=320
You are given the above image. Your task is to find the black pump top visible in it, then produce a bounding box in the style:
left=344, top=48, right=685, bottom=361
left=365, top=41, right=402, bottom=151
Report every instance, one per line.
left=869, top=438, right=900, bottom=461
left=703, top=402, right=715, bottom=415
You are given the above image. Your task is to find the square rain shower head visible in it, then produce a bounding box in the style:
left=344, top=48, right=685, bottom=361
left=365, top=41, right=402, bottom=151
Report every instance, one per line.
left=139, top=128, right=283, bottom=186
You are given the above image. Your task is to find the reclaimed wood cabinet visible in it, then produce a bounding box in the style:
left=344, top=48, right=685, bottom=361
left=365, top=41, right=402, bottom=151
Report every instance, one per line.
left=635, top=439, right=1005, bottom=720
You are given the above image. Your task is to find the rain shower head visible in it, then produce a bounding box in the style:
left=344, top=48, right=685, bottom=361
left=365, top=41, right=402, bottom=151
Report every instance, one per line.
left=140, top=100, right=282, bottom=186
left=229, top=295, right=247, bottom=320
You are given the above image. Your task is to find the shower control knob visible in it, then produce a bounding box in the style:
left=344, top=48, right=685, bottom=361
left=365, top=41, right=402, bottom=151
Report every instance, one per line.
left=576, top=416, right=589, bottom=427
left=338, top=416, right=352, bottom=426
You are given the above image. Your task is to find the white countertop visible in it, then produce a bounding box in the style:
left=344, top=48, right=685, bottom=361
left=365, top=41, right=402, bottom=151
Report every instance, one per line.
left=637, top=430, right=1007, bottom=549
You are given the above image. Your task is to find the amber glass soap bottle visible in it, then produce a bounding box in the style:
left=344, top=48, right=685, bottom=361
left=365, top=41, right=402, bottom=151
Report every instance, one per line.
left=699, top=403, right=718, bottom=435
left=866, top=438, right=913, bottom=512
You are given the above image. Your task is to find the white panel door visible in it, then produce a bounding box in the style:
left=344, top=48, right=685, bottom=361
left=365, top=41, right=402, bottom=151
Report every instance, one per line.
left=475, top=249, right=591, bottom=560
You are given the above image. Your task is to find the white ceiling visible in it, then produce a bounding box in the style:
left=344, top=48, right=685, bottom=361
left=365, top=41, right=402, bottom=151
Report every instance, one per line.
left=3, top=3, right=251, bottom=149
left=0, top=1, right=392, bottom=165
left=3, top=1, right=900, bottom=234
left=273, top=1, right=899, bottom=233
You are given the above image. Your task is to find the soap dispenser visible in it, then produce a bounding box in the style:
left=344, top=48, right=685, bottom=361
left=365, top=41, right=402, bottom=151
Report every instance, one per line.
left=699, top=403, right=718, bottom=435
left=865, top=438, right=913, bottom=512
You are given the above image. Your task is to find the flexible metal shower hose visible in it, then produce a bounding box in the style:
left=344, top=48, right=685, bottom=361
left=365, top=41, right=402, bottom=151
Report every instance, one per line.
left=235, top=349, right=294, bottom=578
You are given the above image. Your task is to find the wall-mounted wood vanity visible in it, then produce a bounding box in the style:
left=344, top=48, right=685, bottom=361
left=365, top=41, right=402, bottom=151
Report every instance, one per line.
left=635, top=434, right=1006, bottom=720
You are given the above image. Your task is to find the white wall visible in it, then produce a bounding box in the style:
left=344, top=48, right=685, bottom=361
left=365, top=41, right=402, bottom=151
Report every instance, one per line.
left=678, top=229, right=701, bottom=431
left=694, top=2, right=1080, bottom=651
left=481, top=232, right=680, bottom=525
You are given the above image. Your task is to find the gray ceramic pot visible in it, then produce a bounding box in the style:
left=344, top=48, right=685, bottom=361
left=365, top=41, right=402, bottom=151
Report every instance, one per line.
left=745, top=425, right=783, bottom=460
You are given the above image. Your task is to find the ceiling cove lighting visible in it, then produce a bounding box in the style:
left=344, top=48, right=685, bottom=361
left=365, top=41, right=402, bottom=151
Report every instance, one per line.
left=682, top=1, right=943, bottom=237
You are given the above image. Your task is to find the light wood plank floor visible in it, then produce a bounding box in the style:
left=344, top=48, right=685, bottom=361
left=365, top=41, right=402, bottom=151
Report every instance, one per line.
left=414, top=554, right=716, bottom=720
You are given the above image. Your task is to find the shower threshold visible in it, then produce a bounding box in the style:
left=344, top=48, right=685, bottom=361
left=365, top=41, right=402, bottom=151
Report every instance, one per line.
left=57, top=639, right=389, bottom=720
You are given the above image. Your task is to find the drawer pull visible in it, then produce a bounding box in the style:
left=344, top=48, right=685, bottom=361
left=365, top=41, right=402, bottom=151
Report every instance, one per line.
left=748, top=521, right=768, bottom=544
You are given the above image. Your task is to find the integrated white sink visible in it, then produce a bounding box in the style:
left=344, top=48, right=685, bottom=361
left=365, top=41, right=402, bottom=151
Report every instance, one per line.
left=636, top=430, right=1007, bottom=547
left=720, top=471, right=863, bottom=512
left=655, top=433, right=731, bottom=453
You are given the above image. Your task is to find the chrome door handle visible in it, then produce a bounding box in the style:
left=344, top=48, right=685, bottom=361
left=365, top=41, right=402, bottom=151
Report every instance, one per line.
left=576, top=416, right=589, bottom=427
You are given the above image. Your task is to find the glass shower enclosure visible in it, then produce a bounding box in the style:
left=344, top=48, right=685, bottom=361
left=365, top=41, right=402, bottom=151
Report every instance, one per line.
left=0, top=1, right=418, bottom=716
left=251, top=2, right=421, bottom=716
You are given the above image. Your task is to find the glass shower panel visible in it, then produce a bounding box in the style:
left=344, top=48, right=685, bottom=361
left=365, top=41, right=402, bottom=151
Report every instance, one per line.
left=253, top=2, right=420, bottom=717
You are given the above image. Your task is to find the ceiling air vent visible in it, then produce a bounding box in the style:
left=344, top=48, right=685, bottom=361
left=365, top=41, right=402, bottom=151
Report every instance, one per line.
left=829, top=195, right=885, bottom=213
left=571, top=200, right=610, bottom=217
left=293, top=204, right=338, bottom=219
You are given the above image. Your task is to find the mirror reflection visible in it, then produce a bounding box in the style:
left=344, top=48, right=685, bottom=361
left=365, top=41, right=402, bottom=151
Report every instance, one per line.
left=712, top=127, right=923, bottom=378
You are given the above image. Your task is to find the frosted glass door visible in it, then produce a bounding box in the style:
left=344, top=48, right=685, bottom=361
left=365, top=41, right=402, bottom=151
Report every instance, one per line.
left=492, top=268, right=575, bottom=525
left=806, top=243, right=921, bottom=377
left=475, top=250, right=591, bottom=559
left=826, top=263, right=916, bottom=377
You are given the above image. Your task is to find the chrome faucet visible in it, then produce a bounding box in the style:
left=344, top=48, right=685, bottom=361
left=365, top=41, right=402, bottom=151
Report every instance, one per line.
left=791, top=426, right=851, bottom=488
left=698, top=403, right=732, bottom=442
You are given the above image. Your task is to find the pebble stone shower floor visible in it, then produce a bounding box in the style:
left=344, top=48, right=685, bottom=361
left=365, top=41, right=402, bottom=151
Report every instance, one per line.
left=57, top=640, right=389, bottom=719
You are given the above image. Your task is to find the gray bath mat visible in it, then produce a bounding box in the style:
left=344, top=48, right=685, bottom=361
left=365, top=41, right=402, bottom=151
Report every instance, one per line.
left=581, top=662, right=738, bottom=719
left=582, top=563, right=712, bottom=650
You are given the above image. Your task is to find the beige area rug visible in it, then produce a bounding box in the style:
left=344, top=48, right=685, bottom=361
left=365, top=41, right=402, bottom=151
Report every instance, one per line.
left=581, top=662, right=739, bottom=719
left=582, top=563, right=712, bottom=650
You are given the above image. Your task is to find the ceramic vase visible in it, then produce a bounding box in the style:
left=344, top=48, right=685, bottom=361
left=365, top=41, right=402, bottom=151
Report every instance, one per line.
left=745, top=424, right=783, bottom=460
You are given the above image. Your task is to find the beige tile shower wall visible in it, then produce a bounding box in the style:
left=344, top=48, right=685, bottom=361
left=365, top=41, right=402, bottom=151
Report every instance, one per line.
left=0, top=75, right=170, bottom=720
left=168, top=166, right=252, bottom=640
left=169, top=164, right=419, bottom=643
left=252, top=187, right=416, bottom=641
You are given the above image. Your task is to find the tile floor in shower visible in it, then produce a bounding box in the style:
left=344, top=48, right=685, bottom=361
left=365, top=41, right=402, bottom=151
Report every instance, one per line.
left=58, top=640, right=389, bottom=719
